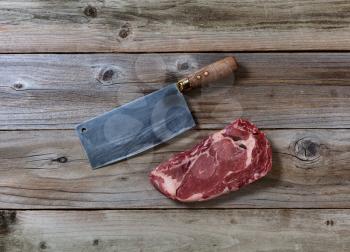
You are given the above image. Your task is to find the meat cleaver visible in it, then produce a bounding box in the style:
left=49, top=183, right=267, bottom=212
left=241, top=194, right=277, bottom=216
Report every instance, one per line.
left=76, top=57, right=238, bottom=169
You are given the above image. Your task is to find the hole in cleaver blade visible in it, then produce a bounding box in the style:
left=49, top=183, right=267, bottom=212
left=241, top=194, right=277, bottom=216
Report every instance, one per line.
left=76, top=83, right=196, bottom=169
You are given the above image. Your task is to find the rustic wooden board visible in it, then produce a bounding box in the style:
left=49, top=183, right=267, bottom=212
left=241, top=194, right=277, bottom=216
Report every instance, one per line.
left=0, top=129, right=349, bottom=209
left=1, top=1, right=350, bottom=52
left=2, top=53, right=350, bottom=129
left=0, top=210, right=348, bottom=251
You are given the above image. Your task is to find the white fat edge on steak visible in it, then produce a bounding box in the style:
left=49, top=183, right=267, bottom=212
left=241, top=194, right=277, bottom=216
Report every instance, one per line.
left=151, top=170, right=181, bottom=196
left=248, top=172, right=264, bottom=184
left=184, top=187, right=231, bottom=202
left=181, top=193, right=204, bottom=202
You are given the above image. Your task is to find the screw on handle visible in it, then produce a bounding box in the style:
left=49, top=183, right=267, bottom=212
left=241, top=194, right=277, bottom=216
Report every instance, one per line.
left=177, top=56, right=238, bottom=92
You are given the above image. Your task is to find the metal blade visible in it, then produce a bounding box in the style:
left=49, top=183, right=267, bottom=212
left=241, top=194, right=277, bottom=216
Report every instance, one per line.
left=76, top=83, right=195, bottom=169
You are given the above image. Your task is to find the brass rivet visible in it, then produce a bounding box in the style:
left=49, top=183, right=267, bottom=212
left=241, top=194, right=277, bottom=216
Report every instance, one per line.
left=204, top=71, right=209, bottom=76
left=196, top=75, right=201, bottom=80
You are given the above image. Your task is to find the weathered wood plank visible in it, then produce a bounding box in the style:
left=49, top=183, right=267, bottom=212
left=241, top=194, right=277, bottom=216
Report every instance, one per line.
left=1, top=53, right=350, bottom=129
left=0, top=210, right=349, bottom=251
left=1, top=1, right=350, bottom=52
left=0, top=129, right=349, bottom=209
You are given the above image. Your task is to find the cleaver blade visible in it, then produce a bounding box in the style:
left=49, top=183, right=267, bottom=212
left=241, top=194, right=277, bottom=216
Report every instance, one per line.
left=76, top=57, right=238, bottom=169
left=76, top=83, right=194, bottom=169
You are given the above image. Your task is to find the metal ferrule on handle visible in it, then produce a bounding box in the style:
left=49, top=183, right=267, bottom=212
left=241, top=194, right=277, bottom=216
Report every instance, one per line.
left=177, top=56, right=238, bottom=92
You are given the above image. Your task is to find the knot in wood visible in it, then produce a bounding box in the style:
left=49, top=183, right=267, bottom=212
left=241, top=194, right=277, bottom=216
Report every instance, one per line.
left=52, top=156, right=68, bottom=163
left=175, top=56, right=198, bottom=74
left=119, top=30, right=128, bottom=38
left=97, top=66, right=118, bottom=85
left=39, top=241, right=47, bottom=249
left=13, top=82, right=24, bottom=90
left=57, top=156, right=68, bottom=163
left=294, top=137, right=320, bottom=161
left=102, top=69, right=114, bottom=82
left=84, top=5, right=97, bottom=18
left=325, top=219, right=335, bottom=226
left=0, top=210, right=16, bottom=234
left=119, top=23, right=131, bottom=38
left=178, top=62, right=189, bottom=71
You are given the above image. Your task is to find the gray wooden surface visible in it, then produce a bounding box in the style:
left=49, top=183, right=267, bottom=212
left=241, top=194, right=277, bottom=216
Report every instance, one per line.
left=0, top=129, right=349, bottom=208
left=0, top=210, right=349, bottom=252
left=1, top=1, right=349, bottom=251
left=2, top=53, right=350, bottom=129
left=1, top=1, right=350, bottom=52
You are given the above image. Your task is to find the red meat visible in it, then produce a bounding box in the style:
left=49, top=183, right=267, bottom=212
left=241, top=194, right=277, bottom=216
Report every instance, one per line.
left=150, top=119, right=272, bottom=202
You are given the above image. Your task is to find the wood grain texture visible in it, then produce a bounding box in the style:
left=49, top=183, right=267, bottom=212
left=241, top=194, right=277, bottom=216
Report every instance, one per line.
left=1, top=1, right=348, bottom=249
left=1, top=0, right=350, bottom=52
left=0, top=129, right=349, bottom=209
left=0, top=210, right=349, bottom=252
left=2, top=53, right=350, bottom=129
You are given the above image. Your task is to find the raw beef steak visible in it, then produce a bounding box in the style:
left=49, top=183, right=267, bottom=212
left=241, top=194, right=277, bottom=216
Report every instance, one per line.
left=149, top=119, right=272, bottom=202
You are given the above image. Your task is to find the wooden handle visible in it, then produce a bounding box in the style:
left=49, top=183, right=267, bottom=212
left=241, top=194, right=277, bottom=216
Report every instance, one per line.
left=177, top=57, right=238, bottom=92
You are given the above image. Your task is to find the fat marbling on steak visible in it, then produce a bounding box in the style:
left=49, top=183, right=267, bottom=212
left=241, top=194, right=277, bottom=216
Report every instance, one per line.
left=149, top=119, right=272, bottom=202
